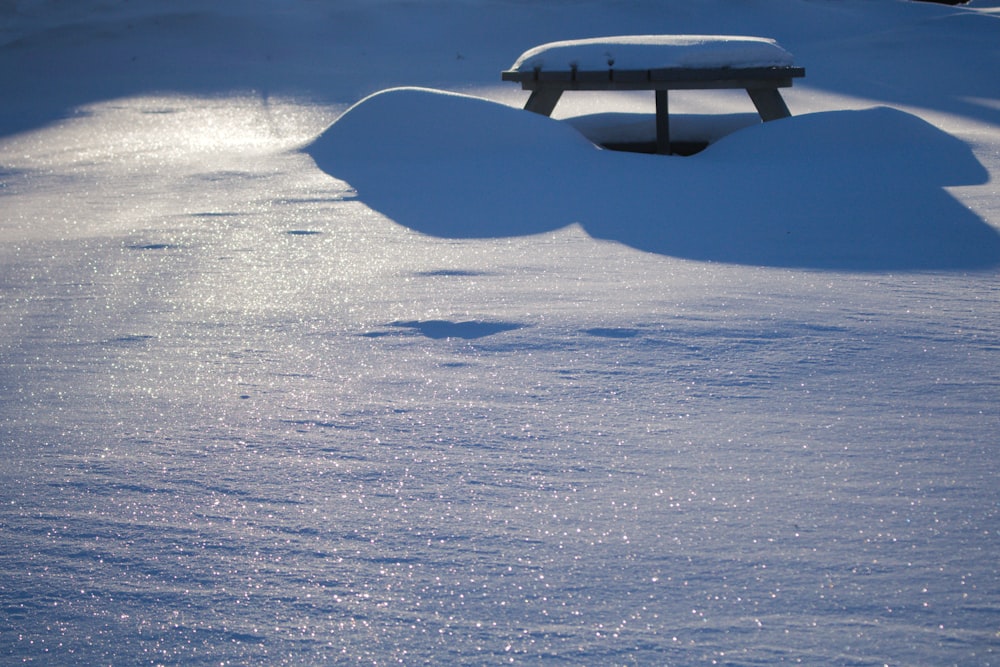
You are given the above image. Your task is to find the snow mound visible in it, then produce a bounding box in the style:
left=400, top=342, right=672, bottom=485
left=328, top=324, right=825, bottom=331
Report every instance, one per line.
left=313, top=86, right=597, bottom=163
left=307, top=87, right=1000, bottom=270
left=509, top=35, right=796, bottom=72
left=308, top=87, right=600, bottom=238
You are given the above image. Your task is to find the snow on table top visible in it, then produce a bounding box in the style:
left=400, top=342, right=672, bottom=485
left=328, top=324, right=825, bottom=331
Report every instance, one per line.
left=509, top=35, right=795, bottom=72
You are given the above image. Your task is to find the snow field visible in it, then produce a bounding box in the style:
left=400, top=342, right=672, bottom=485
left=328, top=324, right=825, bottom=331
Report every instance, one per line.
left=1, top=0, right=999, bottom=664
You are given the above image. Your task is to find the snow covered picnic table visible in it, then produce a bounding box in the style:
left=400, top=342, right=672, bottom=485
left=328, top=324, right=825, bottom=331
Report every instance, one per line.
left=502, top=35, right=805, bottom=154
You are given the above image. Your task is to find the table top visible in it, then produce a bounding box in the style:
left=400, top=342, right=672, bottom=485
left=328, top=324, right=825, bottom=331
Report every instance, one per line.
left=501, top=65, right=805, bottom=93
left=507, top=35, right=796, bottom=74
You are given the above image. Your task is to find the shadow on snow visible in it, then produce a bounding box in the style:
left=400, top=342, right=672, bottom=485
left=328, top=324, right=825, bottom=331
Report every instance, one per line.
left=363, top=320, right=523, bottom=340
left=307, top=88, right=1000, bottom=272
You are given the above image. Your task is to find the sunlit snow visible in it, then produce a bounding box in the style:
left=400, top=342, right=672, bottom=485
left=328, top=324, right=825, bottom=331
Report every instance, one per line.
left=1, top=0, right=999, bottom=664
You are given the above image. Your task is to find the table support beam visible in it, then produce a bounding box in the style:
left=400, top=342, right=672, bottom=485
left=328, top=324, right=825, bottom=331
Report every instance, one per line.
left=746, top=88, right=791, bottom=121
left=510, top=66, right=803, bottom=154
left=524, top=89, right=563, bottom=116
left=655, top=90, right=671, bottom=155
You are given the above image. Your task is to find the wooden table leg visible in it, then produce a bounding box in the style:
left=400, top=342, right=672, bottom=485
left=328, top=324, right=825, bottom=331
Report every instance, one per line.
left=524, top=88, right=563, bottom=116
left=746, top=88, right=791, bottom=122
left=655, top=90, right=671, bottom=155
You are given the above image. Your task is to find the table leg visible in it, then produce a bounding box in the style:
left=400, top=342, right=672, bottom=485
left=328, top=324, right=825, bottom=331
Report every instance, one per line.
left=655, top=90, right=671, bottom=155
left=524, top=88, right=563, bottom=116
left=747, top=88, right=791, bottom=122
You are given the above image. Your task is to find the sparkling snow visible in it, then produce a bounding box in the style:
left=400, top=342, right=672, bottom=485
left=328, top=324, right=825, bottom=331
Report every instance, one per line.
left=1, top=0, right=999, bottom=665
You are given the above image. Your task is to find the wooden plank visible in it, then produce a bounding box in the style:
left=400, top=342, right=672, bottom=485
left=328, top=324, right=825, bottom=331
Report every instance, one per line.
left=746, top=88, right=792, bottom=121
left=504, top=67, right=803, bottom=88
left=535, top=71, right=575, bottom=83
left=504, top=77, right=797, bottom=92
left=501, top=70, right=533, bottom=83
left=646, top=77, right=793, bottom=91
left=576, top=70, right=612, bottom=83
left=610, top=70, right=650, bottom=83
left=648, top=66, right=804, bottom=82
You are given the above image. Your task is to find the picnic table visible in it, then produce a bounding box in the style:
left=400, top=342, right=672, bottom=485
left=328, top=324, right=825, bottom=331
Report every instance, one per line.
left=502, top=35, right=805, bottom=154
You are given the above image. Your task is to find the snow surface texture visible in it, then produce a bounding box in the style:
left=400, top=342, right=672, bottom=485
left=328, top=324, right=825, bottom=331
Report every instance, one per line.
left=2, top=0, right=1000, bottom=665
left=508, top=35, right=796, bottom=72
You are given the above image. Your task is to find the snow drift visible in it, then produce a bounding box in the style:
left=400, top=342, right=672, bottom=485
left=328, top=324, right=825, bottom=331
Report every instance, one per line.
left=309, top=87, right=1000, bottom=270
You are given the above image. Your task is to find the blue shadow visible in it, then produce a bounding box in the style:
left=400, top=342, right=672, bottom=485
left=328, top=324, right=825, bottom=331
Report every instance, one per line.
left=307, top=89, right=1000, bottom=271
